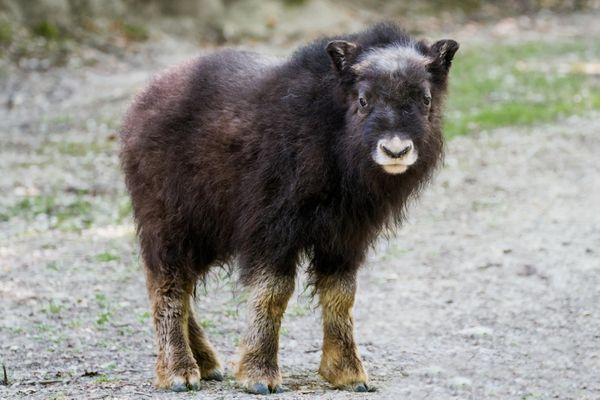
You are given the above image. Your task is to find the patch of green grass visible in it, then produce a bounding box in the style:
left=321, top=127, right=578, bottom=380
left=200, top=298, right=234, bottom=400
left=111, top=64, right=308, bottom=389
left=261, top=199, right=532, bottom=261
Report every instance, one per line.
left=3, top=195, right=94, bottom=230
left=95, top=251, right=119, bottom=262
left=11, top=196, right=55, bottom=217
left=68, top=319, right=81, bottom=329
left=36, top=323, right=52, bottom=333
left=117, top=197, right=132, bottom=222
left=95, top=292, right=109, bottom=306
left=283, top=0, right=309, bottom=6
left=116, top=20, right=149, bottom=42
left=446, top=39, right=600, bottom=137
left=33, top=21, right=61, bottom=41
left=96, top=311, right=112, bottom=326
left=199, top=319, right=216, bottom=330
left=224, top=308, right=238, bottom=318
left=46, top=261, right=61, bottom=271
left=0, top=18, right=13, bottom=46
left=52, top=140, right=109, bottom=156
left=123, top=23, right=148, bottom=41
left=102, top=361, right=117, bottom=370
left=6, top=326, right=25, bottom=335
left=95, top=374, right=112, bottom=384
left=137, top=310, right=151, bottom=324
left=47, top=302, right=64, bottom=315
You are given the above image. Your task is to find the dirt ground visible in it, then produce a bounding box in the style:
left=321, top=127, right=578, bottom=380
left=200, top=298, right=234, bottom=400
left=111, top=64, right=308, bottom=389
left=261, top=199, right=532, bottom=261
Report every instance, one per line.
left=1, top=13, right=600, bottom=400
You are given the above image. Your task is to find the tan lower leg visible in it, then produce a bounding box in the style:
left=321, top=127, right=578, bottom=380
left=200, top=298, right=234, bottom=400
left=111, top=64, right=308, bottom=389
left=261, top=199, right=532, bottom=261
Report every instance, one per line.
left=236, top=273, right=295, bottom=390
left=188, top=311, right=222, bottom=378
left=147, top=274, right=200, bottom=390
left=317, top=274, right=368, bottom=387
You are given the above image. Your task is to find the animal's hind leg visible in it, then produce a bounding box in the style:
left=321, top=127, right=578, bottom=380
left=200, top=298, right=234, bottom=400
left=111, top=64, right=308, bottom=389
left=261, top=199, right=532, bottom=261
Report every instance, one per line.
left=315, top=271, right=372, bottom=392
left=146, top=269, right=201, bottom=392
left=188, top=310, right=223, bottom=381
left=236, top=272, right=295, bottom=395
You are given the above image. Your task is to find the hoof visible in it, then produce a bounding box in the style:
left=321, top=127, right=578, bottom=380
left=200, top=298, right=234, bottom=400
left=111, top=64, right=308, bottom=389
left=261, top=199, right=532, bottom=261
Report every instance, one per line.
left=204, top=369, right=224, bottom=381
left=171, top=382, right=188, bottom=392
left=247, top=383, right=270, bottom=395
left=166, top=369, right=202, bottom=392
left=352, top=383, right=376, bottom=392
left=354, top=383, right=367, bottom=392
left=272, top=384, right=285, bottom=393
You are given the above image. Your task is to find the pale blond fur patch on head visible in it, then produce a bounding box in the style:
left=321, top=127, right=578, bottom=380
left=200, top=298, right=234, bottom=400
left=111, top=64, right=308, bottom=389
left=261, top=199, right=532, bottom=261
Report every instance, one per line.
left=354, top=44, right=430, bottom=74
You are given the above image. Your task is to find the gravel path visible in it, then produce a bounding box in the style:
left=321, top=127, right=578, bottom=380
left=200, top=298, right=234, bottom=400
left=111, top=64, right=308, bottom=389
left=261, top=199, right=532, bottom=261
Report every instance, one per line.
left=1, top=17, right=600, bottom=400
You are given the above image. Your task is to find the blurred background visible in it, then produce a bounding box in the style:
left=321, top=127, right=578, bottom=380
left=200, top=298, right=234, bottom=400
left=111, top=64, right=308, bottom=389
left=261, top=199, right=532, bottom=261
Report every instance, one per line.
left=1, top=1, right=600, bottom=399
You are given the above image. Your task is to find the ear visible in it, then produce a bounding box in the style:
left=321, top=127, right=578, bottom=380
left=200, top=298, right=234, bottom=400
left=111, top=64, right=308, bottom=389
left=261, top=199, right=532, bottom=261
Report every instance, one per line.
left=326, top=40, right=359, bottom=72
left=429, top=39, right=459, bottom=73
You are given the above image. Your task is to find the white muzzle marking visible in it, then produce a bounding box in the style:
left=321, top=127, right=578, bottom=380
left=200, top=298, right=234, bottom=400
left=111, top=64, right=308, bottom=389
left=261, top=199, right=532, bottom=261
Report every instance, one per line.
left=372, top=136, right=418, bottom=175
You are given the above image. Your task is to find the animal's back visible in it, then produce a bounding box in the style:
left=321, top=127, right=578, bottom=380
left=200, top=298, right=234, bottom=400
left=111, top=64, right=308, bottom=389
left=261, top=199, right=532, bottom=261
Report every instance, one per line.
left=120, top=50, right=281, bottom=273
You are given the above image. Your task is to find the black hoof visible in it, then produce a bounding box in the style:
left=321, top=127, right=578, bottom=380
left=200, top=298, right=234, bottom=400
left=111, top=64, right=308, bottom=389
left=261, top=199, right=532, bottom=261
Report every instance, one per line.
left=353, top=383, right=376, bottom=392
left=171, top=382, right=188, bottom=392
left=247, top=383, right=269, bottom=395
left=204, top=369, right=224, bottom=381
left=272, top=384, right=285, bottom=393
left=354, top=383, right=368, bottom=392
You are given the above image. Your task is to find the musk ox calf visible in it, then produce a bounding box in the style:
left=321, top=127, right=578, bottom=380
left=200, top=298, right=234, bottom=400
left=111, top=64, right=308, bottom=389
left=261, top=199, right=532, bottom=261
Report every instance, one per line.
left=120, top=23, right=458, bottom=395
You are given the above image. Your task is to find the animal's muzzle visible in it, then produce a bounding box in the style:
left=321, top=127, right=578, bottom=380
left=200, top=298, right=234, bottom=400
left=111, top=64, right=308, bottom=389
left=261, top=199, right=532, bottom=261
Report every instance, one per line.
left=372, top=136, right=418, bottom=175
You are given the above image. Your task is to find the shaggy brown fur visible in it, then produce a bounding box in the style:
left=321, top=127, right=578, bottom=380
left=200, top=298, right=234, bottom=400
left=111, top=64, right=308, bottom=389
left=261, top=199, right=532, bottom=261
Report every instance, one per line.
left=120, top=22, right=458, bottom=394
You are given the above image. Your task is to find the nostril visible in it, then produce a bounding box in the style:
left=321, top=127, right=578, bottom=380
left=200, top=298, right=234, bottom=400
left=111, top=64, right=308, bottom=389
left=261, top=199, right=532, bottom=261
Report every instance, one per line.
left=381, top=143, right=412, bottom=158
left=398, top=144, right=412, bottom=157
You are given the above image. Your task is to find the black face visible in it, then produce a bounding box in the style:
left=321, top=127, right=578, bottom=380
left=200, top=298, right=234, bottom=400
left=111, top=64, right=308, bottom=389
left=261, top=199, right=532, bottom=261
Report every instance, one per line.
left=327, top=39, right=459, bottom=175
left=348, top=63, right=435, bottom=175
left=362, top=74, right=432, bottom=136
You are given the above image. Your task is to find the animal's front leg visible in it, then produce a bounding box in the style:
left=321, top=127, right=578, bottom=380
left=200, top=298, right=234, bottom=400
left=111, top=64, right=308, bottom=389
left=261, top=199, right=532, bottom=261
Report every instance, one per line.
left=236, top=272, right=295, bottom=394
left=316, top=272, right=372, bottom=392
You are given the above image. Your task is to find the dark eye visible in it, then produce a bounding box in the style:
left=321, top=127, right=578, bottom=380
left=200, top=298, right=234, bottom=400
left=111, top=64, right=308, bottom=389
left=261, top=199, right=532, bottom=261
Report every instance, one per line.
left=423, top=95, right=432, bottom=107
left=359, top=97, right=368, bottom=108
